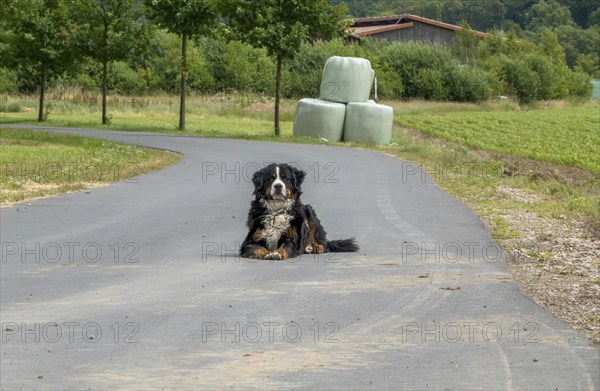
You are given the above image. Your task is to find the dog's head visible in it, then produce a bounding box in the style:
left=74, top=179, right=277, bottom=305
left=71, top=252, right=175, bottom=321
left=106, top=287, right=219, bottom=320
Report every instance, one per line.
left=251, top=163, right=306, bottom=203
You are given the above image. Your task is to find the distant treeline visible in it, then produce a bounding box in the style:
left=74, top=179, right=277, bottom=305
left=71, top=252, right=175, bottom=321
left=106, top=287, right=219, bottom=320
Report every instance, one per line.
left=1, top=0, right=596, bottom=104
left=1, top=28, right=591, bottom=104
left=331, top=0, right=600, bottom=69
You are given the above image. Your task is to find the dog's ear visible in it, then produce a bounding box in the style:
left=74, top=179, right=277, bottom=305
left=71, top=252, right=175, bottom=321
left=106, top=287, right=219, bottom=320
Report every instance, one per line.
left=293, top=168, right=306, bottom=187
left=252, top=169, right=265, bottom=190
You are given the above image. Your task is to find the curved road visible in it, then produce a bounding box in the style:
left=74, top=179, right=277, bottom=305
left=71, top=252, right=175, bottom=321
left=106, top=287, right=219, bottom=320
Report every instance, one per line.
left=1, top=126, right=598, bottom=390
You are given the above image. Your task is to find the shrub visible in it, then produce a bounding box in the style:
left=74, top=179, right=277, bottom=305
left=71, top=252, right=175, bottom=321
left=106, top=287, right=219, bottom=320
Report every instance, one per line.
left=523, top=54, right=556, bottom=100
left=381, top=42, right=458, bottom=99
left=0, top=101, right=21, bottom=112
left=222, top=40, right=273, bottom=93
left=373, top=62, right=404, bottom=100
left=566, top=71, right=593, bottom=97
left=109, top=61, right=148, bottom=94
left=502, top=57, right=541, bottom=104
left=414, top=68, right=448, bottom=100
left=0, top=67, right=18, bottom=93
left=445, top=66, right=493, bottom=102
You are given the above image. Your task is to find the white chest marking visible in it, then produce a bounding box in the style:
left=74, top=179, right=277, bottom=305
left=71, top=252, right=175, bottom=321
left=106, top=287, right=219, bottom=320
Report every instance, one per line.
left=261, top=211, right=293, bottom=250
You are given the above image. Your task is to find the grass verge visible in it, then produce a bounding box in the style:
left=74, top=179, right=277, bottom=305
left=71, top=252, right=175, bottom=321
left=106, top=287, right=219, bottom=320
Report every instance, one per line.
left=0, top=127, right=181, bottom=205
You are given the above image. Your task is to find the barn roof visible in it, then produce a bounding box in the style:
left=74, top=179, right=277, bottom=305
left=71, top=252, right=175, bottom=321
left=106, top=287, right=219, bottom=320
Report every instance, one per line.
left=348, top=14, right=486, bottom=39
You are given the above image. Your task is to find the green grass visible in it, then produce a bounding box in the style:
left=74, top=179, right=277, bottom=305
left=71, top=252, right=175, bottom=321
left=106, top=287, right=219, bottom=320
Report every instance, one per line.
left=0, top=127, right=180, bottom=204
left=0, top=94, right=295, bottom=137
left=397, top=103, right=600, bottom=175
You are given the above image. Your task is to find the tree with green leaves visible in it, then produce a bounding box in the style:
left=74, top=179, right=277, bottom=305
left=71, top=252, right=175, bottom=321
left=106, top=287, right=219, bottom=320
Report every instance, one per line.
left=225, top=0, right=348, bottom=136
left=144, top=0, right=219, bottom=130
left=2, top=0, right=77, bottom=121
left=525, top=0, right=576, bottom=32
left=74, top=0, right=146, bottom=125
left=452, top=21, right=481, bottom=65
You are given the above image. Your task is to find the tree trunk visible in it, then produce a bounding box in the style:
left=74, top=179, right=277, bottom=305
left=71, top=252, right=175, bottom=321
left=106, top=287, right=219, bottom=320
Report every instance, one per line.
left=102, top=58, right=108, bottom=124
left=102, top=20, right=109, bottom=125
left=179, top=33, right=187, bottom=131
left=274, top=56, right=282, bottom=137
left=38, top=62, right=47, bottom=122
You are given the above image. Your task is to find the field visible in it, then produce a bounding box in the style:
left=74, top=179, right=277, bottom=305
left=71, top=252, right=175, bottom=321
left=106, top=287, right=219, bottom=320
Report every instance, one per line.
left=397, top=104, right=600, bottom=175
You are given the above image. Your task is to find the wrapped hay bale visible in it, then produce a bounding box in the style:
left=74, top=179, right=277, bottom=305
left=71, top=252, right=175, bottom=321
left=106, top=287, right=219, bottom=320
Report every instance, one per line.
left=293, top=98, right=347, bottom=141
left=343, top=100, right=394, bottom=145
left=320, top=56, right=374, bottom=103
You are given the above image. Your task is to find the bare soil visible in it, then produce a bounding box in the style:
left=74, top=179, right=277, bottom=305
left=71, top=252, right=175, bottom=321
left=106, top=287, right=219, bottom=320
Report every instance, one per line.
left=498, top=190, right=600, bottom=345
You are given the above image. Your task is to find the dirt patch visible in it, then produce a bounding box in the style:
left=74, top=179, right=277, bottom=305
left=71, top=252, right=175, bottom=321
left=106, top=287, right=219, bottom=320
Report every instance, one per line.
left=0, top=180, right=106, bottom=207
left=500, top=201, right=600, bottom=345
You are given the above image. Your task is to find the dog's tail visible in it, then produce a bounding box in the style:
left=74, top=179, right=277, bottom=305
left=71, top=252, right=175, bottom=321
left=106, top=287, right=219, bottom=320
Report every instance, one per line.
left=326, top=238, right=359, bottom=253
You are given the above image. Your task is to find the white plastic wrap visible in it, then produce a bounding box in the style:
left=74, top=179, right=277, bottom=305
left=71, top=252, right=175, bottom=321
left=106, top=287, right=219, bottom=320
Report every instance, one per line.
left=343, top=100, right=394, bottom=145
left=320, top=56, right=374, bottom=103
left=293, top=98, right=347, bottom=141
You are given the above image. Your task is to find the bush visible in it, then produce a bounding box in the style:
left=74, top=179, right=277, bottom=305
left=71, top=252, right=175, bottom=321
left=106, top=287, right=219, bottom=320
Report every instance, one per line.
left=414, top=68, right=448, bottom=100
left=0, top=101, right=22, bottom=112
left=566, top=71, right=593, bottom=97
left=109, top=61, right=148, bottom=94
left=445, top=66, right=493, bottom=102
left=373, top=62, right=404, bottom=99
left=382, top=41, right=457, bottom=99
left=523, top=54, right=556, bottom=100
left=502, top=57, right=541, bottom=104
left=0, top=67, right=18, bottom=93
left=222, top=40, right=273, bottom=93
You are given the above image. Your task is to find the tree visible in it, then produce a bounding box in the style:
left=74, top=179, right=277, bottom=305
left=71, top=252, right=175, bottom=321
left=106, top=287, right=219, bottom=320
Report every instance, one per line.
left=574, top=54, right=600, bottom=77
left=144, top=0, right=219, bottom=130
left=525, top=0, right=576, bottom=32
left=452, top=21, right=481, bottom=65
left=75, top=0, right=146, bottom=125
left=2, top=0, right=77, bottom=121
left=225, top=0, right=348, bottom=136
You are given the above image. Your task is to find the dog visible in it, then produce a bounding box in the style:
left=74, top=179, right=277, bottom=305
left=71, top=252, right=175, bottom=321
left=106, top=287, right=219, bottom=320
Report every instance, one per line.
left=240, top=163, right=359, bottom=260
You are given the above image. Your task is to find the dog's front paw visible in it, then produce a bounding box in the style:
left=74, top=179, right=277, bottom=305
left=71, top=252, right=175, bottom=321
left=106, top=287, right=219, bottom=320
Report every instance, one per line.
left=264, top=251, right=283, bottom=261
left=305, top=244, right=314, bottom=253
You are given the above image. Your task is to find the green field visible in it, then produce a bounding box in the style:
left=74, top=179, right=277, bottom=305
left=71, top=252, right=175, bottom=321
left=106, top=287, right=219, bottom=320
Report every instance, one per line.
left=397, top=104, right=600, bottom=175
left=0, top=128, right=180, bottom=204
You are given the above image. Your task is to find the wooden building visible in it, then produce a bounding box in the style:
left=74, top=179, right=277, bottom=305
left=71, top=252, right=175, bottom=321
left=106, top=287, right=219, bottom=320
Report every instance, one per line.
left=348, top=14, right=486, bottom=45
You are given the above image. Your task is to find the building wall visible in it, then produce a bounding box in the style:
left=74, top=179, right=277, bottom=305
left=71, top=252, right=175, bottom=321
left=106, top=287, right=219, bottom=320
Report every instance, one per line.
left=371, top=21, right=456, bottom=45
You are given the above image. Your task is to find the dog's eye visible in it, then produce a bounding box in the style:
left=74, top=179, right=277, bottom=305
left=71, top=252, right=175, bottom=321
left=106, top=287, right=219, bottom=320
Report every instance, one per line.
left=280, top=173, right=286, bottom=178
left=271, top=172, right=276, bottom=178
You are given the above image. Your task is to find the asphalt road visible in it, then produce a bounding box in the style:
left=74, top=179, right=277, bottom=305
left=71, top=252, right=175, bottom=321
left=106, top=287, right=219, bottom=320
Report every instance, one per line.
left=1, top=126, right=598, bottom=390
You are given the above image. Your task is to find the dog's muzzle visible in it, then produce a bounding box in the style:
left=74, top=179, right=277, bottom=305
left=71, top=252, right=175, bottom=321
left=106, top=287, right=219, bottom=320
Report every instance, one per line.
left=270, top=178, right=286, bottom=200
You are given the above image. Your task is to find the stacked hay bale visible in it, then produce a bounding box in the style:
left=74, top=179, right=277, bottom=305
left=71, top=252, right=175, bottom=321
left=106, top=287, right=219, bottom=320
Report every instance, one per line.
left=293, top=56, right=394, bottom=144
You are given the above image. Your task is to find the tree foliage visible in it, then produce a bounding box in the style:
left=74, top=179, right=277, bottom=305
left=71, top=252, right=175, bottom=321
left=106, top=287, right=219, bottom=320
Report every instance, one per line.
left=74, top=0, right=147, bottom=124
left=224, top=0, right=348, bottom=135
left=144, top=0, right=219, bottom=129
left=0, top=0, right=595, bottom=120
left=1, top=0, right=78, bottom=121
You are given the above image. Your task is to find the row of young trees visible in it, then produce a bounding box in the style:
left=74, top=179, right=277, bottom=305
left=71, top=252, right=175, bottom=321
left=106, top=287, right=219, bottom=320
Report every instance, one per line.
left=0, top=0, right=347, bottom=134
left=0, top=1, right=595, bottom=133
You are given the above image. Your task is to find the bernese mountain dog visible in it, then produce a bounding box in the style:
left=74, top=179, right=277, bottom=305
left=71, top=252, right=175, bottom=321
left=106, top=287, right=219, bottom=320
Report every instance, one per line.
left=240, top=163, right=359, bottom=260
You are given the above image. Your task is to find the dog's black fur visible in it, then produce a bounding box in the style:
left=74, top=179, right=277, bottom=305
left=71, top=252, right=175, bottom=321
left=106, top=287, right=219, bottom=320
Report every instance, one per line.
left=240, top=163, right=359, bottom=260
